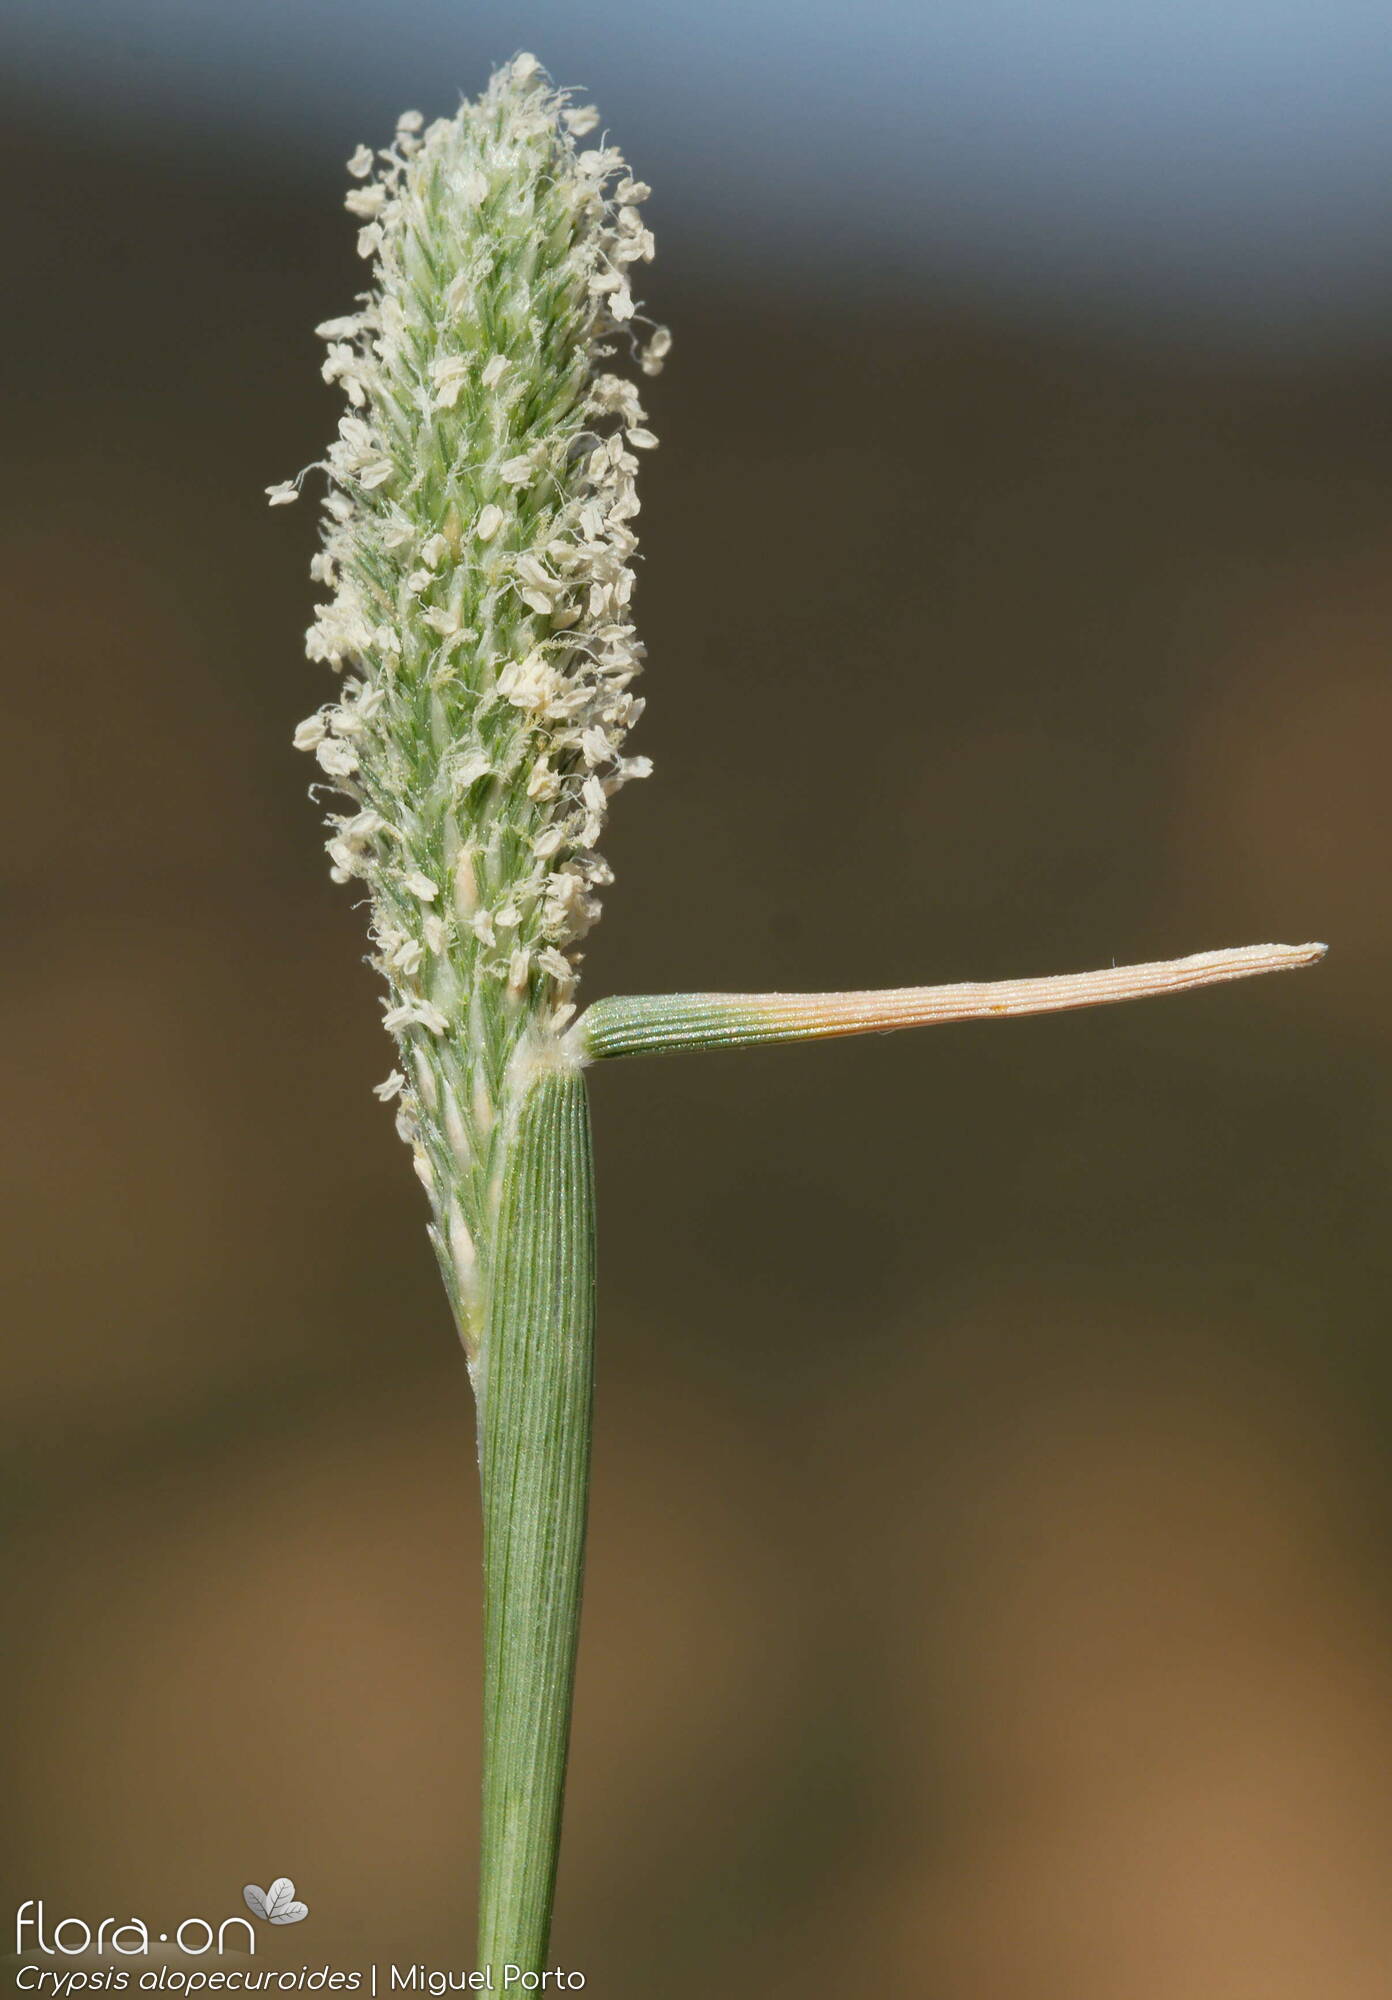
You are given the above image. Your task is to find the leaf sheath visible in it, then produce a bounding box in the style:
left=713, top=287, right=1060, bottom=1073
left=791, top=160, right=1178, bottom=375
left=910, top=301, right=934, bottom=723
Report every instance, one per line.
left=477, top=1061, right=596, bottom=1980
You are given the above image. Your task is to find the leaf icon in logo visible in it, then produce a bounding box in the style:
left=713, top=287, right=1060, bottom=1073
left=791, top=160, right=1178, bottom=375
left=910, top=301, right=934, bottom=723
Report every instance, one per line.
left=243, top=1879, right=309, bottom=1925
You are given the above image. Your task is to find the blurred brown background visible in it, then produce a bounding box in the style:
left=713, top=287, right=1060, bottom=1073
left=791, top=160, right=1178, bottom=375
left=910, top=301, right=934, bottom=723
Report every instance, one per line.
left=5, top=8, right=1392, bottom=1995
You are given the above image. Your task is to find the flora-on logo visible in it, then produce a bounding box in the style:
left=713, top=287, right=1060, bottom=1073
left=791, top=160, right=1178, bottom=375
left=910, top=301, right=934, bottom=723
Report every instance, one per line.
left=15, top=1902, right=256, bottom=1957
left=242, top=1882, right=309, bottom=1927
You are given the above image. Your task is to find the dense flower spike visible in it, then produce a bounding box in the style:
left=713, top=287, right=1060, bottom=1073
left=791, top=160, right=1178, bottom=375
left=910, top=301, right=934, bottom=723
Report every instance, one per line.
left=274, top=56, right=664, bottom=1361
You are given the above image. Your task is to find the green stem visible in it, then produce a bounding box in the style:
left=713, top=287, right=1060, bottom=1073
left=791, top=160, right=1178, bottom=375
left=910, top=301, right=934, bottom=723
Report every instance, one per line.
left=476, top=1060, right=596, bottom=1981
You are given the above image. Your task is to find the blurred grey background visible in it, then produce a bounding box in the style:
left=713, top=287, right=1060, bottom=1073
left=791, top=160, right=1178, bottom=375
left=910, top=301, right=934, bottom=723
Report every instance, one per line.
left=5, top=3, right=1392, bottom=1995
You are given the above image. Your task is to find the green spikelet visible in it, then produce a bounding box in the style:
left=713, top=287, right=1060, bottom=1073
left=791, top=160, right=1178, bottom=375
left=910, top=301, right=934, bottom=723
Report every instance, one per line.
left=274, top=54, right=664, bottom=1362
